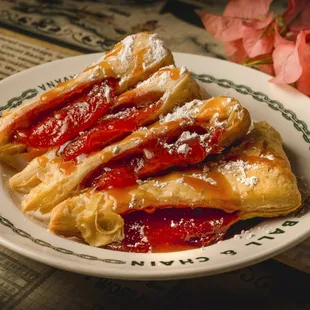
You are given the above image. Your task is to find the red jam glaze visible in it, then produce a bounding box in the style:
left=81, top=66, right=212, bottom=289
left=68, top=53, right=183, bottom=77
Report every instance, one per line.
left=104, top=207, right=240, bottom=253
left=61, top=103, right=160, bottom=161
left=94, top=165, right=137, bottom=189
left=10, top=80, right=102, bottom=139
left=15, top=78, right=118, bottom=148
left=94, top=126, right=224, bottom=190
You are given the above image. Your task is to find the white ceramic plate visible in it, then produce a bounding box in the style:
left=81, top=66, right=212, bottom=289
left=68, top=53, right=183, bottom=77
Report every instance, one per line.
left=0, top=53, right=309, bottom=280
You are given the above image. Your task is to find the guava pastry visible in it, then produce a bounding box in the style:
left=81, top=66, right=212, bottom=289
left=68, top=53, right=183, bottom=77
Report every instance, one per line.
left=14, top=96, right=250, bottom=214
left=0, top=32, right=174, bottom=168
left=0, top=32, right=301, bottom=253
left=49, top=122, right=301, bottom=248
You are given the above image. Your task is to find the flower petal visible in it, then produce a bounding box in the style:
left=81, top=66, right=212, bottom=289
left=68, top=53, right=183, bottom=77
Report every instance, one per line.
left=296, top=31, right=310, bottom=95
left=257, top=63, right=274, bottom=76
left=224, top=39, right=248, bottom=63
left=243, top=12, right=274, bottom=29
left=198, top=11, right=246, bottom=41
left=243, top=27, right=274, bottom=58
left=283, top=0, right=309, bottom=24
left=270, top=42, right=302, bottom=84
left=289, top=2, right=310, bottom=32
left=224, top=0, right=272, bottom=19
left=274, top=22, right=291, bottom=47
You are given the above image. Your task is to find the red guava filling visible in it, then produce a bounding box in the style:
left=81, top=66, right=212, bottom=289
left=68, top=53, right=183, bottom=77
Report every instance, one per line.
left=10, top=79, right=107, bottom=139
left=86, top=126, right=224, bottom=190
left=104, top=207, right=240, bottom=253
left=14, top=78, right=118, bottom=147
left=61, top=100, right=161, bottom=161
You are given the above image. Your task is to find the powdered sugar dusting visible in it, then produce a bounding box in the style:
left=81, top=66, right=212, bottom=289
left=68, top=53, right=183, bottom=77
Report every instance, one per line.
left=219, top=160, right=260, bottom=187
left=158, top=70, right=172, bottom=88
left=143, top=34, right=168, bottom=69
left=260, top=154, right=275, bottom=160
left=136, top=179, right=145, bottom=185
left=128, top=193, right=137, bottom=209
left=127, top=222, right=149, bottom=249
left=105, top=107, right=137, bottom=120
left=134, top=158, right=144, bottom=172
left=177, top=143, right=191, bottom=155
left=153, top=180, right=168, bottom=188
left=88, top=81, right=113, bottom=103
left=159, top=100, right=203, bottom=125
left=135, top=126, right=148, bottom=132
left=211, top=112, right=227, bottom=127
left=136, top=65, right=174, bottom=88
left=178, top=131, right=199, bottom=142
left=94, top=34, right=135, bottom=65
left=241, top=176, right=259, bottom=186
left=209, top=218, right=224, bottom=227
left=88, top=65, right=102, bottom=81
left=160, top=128, right=213, bottom=156
left=191, top=173, right=217, bottom=185
left=179, top=66, right=188, bottom=75
left=119, top=35, right=135, bottom=65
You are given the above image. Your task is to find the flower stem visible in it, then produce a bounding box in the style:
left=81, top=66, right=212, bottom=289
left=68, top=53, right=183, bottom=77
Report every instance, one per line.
left=243, top=56, right=273, bottom=67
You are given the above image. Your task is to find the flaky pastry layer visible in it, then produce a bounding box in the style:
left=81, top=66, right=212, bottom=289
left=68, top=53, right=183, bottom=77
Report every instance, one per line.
left=49, top=122, right=301, bottom=246
left=0, top=32, right=174, bottom=163
left=9, top=66, right=203, bottom=194
left=15, top=97, right=250, bottom=216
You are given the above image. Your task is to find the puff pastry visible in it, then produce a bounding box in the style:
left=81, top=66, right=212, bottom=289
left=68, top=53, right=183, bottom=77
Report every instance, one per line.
left=0, top=32, right=174, bottom=166
left=49, top=122, right=301, bottom=247
left=15, top=97, right=250, bottom=214
left=1, top=31, right=301, bottom=252
left=9, top=65, right=204, bottom=192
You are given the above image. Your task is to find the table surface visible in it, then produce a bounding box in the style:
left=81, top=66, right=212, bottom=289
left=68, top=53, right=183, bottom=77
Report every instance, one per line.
left=0, top=1, right=309, bottom=309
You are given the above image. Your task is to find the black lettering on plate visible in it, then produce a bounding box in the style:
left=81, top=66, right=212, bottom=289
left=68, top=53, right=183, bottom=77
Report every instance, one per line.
left=38, top=84, right=46, bottom=91
left=269, top=228, right=285, bottom=234
left=282, top=220, right=298, bottom=227
left=221, top=250, right=237, bottom=255
left=179, top=259, right=194, bottom=265
left=46, top=81, right=55, bottom=89
left=196, top=256, right=209, bottom=262
left=245, top=241, right=262, bottom=246
left=258, top=236, right=274, bottom=241
left=160, top=261, right=174, bottom=266
left=131, top=261, right=144, bottom=266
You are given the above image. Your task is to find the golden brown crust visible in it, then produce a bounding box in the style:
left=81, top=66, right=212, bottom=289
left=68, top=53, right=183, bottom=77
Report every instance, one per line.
left=50, top=192, right=124, bottom=246
left=9, top=66, right=204, bottom=194
left=19, top=96, right=250, bottom=215
left=0, top=143, right=27, bottom=170
left=0, top=32, right=174, bottom=158
left=48, top=122, right=301, bottom=247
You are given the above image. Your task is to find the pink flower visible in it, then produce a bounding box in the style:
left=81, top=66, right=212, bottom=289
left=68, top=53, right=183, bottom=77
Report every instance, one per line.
left=257, top=63, right=274, bottom=76
left=282, top=0, right=310, bottom=43
left=270, top=26, right=310, bottom=95
left=198, top=0, right=274, bottom=59
left=296, top=31, right=310, bottom=95
left=223, top=39, right=248, bottom=63
left=283, top=0, right=310, bottom=31
left=242, top=17, right=274, bottom=58
left=270, top=23, right=301, bottom=84
left=198, top=0, right=310, bottom=96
